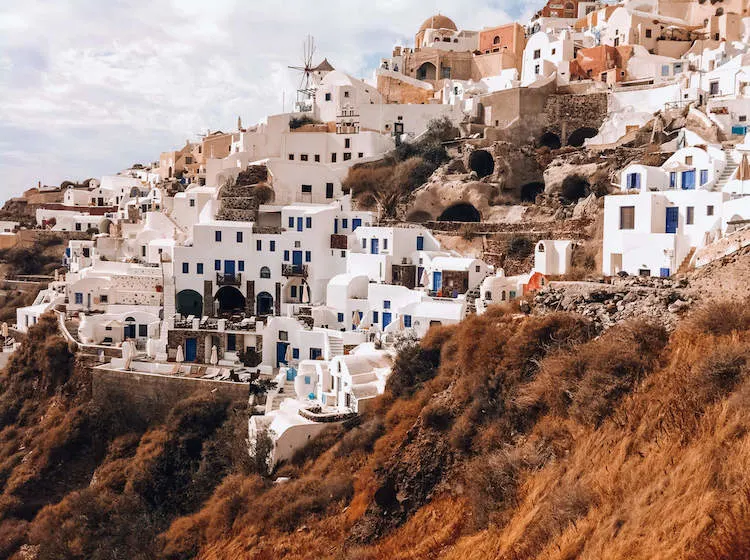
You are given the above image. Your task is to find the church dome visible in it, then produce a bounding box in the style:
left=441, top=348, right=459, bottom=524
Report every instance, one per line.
left=419, top=14, right=457, bottom=33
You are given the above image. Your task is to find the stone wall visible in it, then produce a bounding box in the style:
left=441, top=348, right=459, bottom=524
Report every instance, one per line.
left=377, top=75, right=433, bottom=104
left=543, top=92, right=609, bottom=145
left=92, top=367, right=249, bottom=424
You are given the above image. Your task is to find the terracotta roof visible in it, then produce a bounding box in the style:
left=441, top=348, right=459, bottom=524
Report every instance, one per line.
left=419, top=14, right=457, bottom=32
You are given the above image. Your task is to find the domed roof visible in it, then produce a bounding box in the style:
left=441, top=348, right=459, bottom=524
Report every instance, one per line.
left=419, top=14, right=457, bottom=33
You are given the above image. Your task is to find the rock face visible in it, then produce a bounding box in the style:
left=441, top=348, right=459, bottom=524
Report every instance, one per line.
left=533, top=276, right=695, bottom=331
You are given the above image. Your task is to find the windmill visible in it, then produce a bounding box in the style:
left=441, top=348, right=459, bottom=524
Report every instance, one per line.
left=288, top=35, right=318, bottom=112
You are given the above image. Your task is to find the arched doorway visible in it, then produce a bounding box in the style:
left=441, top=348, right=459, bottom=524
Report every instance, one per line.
left=124, top=317, right=136, bottom=339
left=438, top=203, right=481, bottom=222
left=215, top=286, right=246, bottom=314
left=539, top=132, right=561, bottom=149
left=177, top=289, right=203, bottom=317
left=416, top=62, right=437, bottom=81
left=567, top=127, right=598, bottom=148
left=256, top=292, right=274, bottom=316
left=468, top=150, right=495, bottom=177
left=520, top=182, right=545, bottom=202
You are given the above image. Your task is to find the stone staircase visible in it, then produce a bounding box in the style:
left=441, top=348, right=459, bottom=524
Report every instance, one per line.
left=327, top=333, right=344, bottom=359
left=676, top=247, right=696, bottom=275
left=465, top=286, right=482, bottom=314
left=715, top=147, right=738, bottom=191
left=269, top=378, right=296, bottom=411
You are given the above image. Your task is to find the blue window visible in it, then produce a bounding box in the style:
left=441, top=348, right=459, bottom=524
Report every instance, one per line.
left=417, top=236, right=424, bottom=250
left=306, top=217, right=312, bottom=228
left=238, top=260, right=245, bottom=272
left=289, top=217, right=294, bottom=227
left=197, top=263, right=204, bottom=274
left=215, top=230, right=222, bottom=242
left=669, top=172, right=676, bottom=188
left=304, top=375, right=311, bottom=384
left=384, top=300, right=391, bottom=309
left=291, top=286, right=297, bottom=298
left=182, top=262, right=189, bottom=274
left=284, top=250, right=290, bottom=261
left=362, top=238, right=367, bottom=248
left=270, top=240, right=276, bottom=252
left=236, top=231, right=243, bottom=243
left=700, top=169, right=709, bottom=185
left=673, top=62, right=683, bottom=74
left=342, top=218, right=348, bottom=229
left=305, top=251, right=311, bottom=262
left=383, top=238, right=388, bottom=250
left=75, top=292, right=83, bottom=305
left=404, top=314, right=412, bottom=328
left=214, top=259, right=221, bottom=271
left=256, top=239, right=262, bottom=251
left=626, top=173, right=641, bottom=189
left=661, top=65, right=670, bottom=76
left=373, top=311, right=379, bottom=323
left=337, top=313, right=344, bottom=322
left=292, top=348, right=300, bottom=359
left=352, top=218, right=361, bottom=231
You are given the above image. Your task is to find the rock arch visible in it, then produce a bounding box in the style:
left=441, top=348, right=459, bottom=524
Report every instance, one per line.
left=468, top=149, right=495, bottom=178
left=438, top=203, right=481, bottom=222
left=567, top=127, right=599, bottom=148
left=520, top=182, right=545, bottom=202
left=539, top=132, right=562, bottom=150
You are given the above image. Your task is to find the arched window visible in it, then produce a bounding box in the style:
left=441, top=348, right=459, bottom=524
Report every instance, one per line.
left=260, top=266, right=271, bottom=279
left=493, top=35, right=501, bottom=45
left=485, top=291, right=492, bottom=300
left=538, top=243, right=545, bottom=253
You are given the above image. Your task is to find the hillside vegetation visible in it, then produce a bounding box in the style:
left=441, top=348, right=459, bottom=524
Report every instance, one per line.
left=3, top=303, right=750, bottom=559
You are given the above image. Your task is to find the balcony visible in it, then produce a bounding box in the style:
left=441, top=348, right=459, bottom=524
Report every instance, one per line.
left=282, top=264, right=308, bottom=277
left=216, top=272, right=241, bottom=286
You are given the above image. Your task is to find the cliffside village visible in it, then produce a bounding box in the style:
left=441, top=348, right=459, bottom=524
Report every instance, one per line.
left=8, top=0, right=750, bottom=464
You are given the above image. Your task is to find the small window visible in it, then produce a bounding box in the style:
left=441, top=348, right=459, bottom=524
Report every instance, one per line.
left=288, top=217, right=294, bottom=228
left=238, top=261, right=245, bottom=272
left=138, top=324, right=148, bottom=337
left=255, top=240, right=261, bottom=251
left=189, top=198, right=195, bottom=207
left=300, top=154, right=308, bottom=161
left=100, top=294, right=108, bottom=303
left=197, top=263, right=204, bottom=274
left=475, top=265, right=481, bottom=272
left=304, top=375, right=311, bottom=384
left=710, top=81, right=720, bottom=95
left=325, top=93, right=331, bottom=101
left=270, top=240, right=276, bottom=252
left=533, top=49, right=541, bottom=59
left=260, top=266, right=271, bottom=279
left=384, top=300, right=391, bottom=309
left=182, top=262, right=189, bottom=274
left=362, top=238, right=367, bottom=249
left=314, top=154, right=320, bottom=162
left=373, top=311, right=379, bottom=323
left=687, top=206, right=695, bottom=225
left=620, top=206, right=635, bottom=230
left=342, top=218, right=348, bottom=229
left=358, top=152, right=364, bottom=158
left=326, top=183, right=334, bottom=199
left=343, top=152, right=352, bottom=161
left=291, top=286, right=297, bottom=298
left=338, top=313, right=344, bottom=322
left=661, top=65, right=670, bottom=77
left=305, top=251, right=311, bottom=262
left=404, top=315, right=412, bottom=328
left=700, top=169, right=709, bottom=185
left=306, top=217, right=312, bottom=228
left=331, top=153, right=337, bottom=163
left=534, top=64, right=540, bottom=75
left=343, top=91, right=350, bottom=98
left=284, top=250, right=290, bottom=261
left=236, top=231, right=243, bottom=243
left=215, top=231, right=222, bottom=242
left=292, top=348, right=299, bottom=359
left=75, top=293, right=83, bottom=305
left=707, top=205, right=714, bottom=216
left=215, top=259, right=221, bottom=271
left=344, top=138, right=351, bottom=149
left=383, top=239, right=388, bottom=250
left=741, top=116, right=748, bottom=123
left=645, top=29, right=652, bottom=38
left=301, top=184, right=312, bottom=193
left=340, top=250, right=346, bottom=257
left=279, top=330, right=288, bottom=341
left=551, top=48, right=556, bottom=55
left=685, top=155, right=693, bottom=166
left=288, top=153, right=294, bottom=160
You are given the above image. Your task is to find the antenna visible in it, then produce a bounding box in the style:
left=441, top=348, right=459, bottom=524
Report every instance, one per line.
left=288, top=35, right=317, bottom=112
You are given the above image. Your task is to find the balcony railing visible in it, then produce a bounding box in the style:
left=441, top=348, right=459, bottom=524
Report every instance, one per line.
left=216, top=272, right=241, bottom=286
left=282, top=264, right=308, bottom=277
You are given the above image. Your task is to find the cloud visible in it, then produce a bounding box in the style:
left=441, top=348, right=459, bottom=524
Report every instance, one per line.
left=0, top=0, right=542, bottom=198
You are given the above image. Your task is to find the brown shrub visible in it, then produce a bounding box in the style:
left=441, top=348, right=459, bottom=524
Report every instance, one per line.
left=687, top=301, right=750, bottom=337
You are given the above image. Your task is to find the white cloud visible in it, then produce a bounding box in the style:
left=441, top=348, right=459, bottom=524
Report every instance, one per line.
left=0, top=0, right=542, bottom=197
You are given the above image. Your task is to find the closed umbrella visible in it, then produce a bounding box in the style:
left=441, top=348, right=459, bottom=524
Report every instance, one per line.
left=176, top=344, right=184, bottom=363
left=352, top=310, right=361, bottom=328
left=420, top=268, right=429, bottom=287
left=146, top=338, right=155, bottom=359
left=210, top=345, right=218, bottom=365
left=123, top=340, right=134, bottom=371
left=1, top=323, right=8, bottom=338
left=285, top=343, right=293, bottom=364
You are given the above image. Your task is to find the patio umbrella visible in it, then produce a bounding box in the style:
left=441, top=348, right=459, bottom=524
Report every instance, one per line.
left=1, top=323, right=8, bottom=338
left=176, top=345, right=184, bottom=363
left=210, top=345, right=219, bottom=365
left=285, top=344, right=293, bottom=363
left=146, top=338, right=155, bottom=359
left=122, top=340, right=134, bottom=371
left=737, top=153, right=750, bottom=181
left=420, top=268, right=429, bottom=287
left=352, top=310, right=361, bottom=328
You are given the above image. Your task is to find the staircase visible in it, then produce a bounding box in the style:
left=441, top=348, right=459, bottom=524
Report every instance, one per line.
left=715, top=147, right=738, bottom=191
left=327, top=333, right=344, bottom=359
left=269, top=378, right=296, bottom=411
left=465, top=286, right=482, bottom=315
left=677, top=247, right=696, bottom=275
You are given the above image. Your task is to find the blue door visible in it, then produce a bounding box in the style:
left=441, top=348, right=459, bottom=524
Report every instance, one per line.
left=224, top=260, right=235, bottom=275
left=286, top=367, right=297, bottom=381
left=681, top=170, right=695, bottom=190
left=124, top=324, right=136, bottom=339
left=276, top=342, right=289, bottom=367
left=352, top=218, right=362, bottom=231
left=370, top=238, right=379, bottom=254
left=296, top=217, right=303, bottom=232
left=417, top=236, right=424, bottom=250
left=185, top=338, right=197, bottom=362
left=666, top=207, right=679, bottom=233
left=660, top=268, right=670, bottom=278
left=292, top=251, right=303, bottom=265
left=433, top=271, right=442, bottom=292
left=227, top=334, right=236, bottom=351
left=334, top=219, right=338, bottom=234
left=417, top=266, right=424, bottom=286
left=383, top=312, right=392, bottom=328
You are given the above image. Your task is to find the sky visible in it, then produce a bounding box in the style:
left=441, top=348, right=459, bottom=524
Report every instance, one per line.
left=0, top=0, right=543, bottom=200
